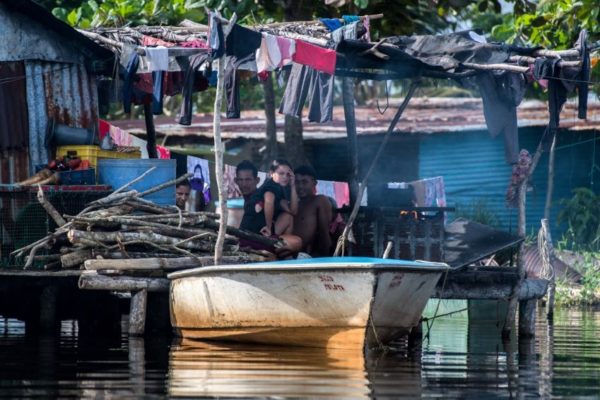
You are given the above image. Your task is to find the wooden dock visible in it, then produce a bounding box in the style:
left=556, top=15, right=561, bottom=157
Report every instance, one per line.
left=0, top=265, right=547, bottom=339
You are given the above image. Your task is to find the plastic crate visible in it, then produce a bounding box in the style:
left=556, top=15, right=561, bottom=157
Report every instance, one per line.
left=56, top=145, right=141, bottom=170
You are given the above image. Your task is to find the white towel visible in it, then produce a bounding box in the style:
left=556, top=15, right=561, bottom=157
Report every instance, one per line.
left=145, top=46, right=169, bottom=71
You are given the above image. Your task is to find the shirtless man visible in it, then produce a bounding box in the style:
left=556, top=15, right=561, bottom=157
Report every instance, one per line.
left=293, top=165, right=332, bottom=256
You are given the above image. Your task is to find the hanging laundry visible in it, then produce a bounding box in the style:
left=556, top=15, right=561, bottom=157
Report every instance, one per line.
left=122, top=49, right=139, bottom=114
left=292, top=40, right=337, bottom=75
left=225, top=24, right=262, bottom=59
left=361, top=15, right=371, bottom=42
left=331, top=21, right=358, bottom=44
left=474, top=71, right=525, bottom=164
left=223, top=24, right=262, bottom=118
left=256, top=33, right=282, bottom=77
left=142, top=35, right=175, bottom=47
left=176, top=52, right=211, bottom=125
left=276, top=36, right=296, bottom=67
left=144, top=46, right=169, bottom=71
left=279, top=63, right=334, bottom=123
left=156, top=145, right=171, bottom=160
left=319, top=18, right=343, bottom=32
left=180, top=39, right=209, bottom=49
left=209, top=12, right=224, bottom=58
left=225, top=52, right=255, bottom=118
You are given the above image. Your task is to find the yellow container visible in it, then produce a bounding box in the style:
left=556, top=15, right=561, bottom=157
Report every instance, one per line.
left=56, top=145, right=141, bottom=170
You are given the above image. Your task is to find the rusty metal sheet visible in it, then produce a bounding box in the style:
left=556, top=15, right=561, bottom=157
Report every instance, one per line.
left=109, top=97, right=600, bottom=143
left=25, top=60, right=99, bottom=171
left=0, top=62, right=28, bottom=151
left=0, top=149, right=29, bottom=184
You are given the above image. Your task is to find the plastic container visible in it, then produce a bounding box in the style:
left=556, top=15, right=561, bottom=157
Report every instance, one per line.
left=56, top=145, right=141, bottom=170
left=215, top=198, right=245, bottom=228
left=58, top=169, right=96, bottom=185
left=97, top=159, right=176, bottom=205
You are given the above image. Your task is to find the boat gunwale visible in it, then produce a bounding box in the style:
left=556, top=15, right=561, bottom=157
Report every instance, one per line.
left=168, top=262, right=449, bottom=280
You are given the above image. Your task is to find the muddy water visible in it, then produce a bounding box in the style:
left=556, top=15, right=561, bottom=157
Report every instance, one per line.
left=1, top=307, right=599, bottom=398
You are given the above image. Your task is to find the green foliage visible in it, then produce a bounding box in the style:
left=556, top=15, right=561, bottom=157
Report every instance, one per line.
left=52, top=0, right=205, bottom=27
left=487, top=0, right=599, bottom=48
left=453, top=198, right=501, bottom=228
left=555, top=251, right=600, bottom=307
left=557, top=188, right=600, bottom=252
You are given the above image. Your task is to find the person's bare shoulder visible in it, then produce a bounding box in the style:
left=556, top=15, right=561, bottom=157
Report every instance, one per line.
left=315, top=195, right=333, bottom=209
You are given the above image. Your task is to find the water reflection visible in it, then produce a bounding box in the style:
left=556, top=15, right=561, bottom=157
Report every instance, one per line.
left=1, top=307, right=600, bottom=398
left=169, top=339, right=373, bottom=398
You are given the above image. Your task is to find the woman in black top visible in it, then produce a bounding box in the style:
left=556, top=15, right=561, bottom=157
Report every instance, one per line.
left=240, top=159, right=298, bottom=237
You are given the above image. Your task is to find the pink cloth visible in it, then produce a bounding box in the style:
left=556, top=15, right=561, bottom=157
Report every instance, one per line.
left=156, top=145, right=171, bottom=159
left=142, top=35, right=175, bottom=47
left=98, top=119, right=111, bottom=139
left=109, top=125, right=133, bottom=146
left=292, top=40, right=336, bottom=75
left=276, top=36, right=295, bottom=67
left=180, top=39, right=209, bottom=49
left=333, top=182, right=350, bottom=207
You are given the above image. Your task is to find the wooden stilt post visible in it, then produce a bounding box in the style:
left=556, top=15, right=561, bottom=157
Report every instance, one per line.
left=129, top=289, right=148, bottom=336
left=518, top=299, right=537, bottom=337
left=39, top=285, right=58, bottom=334
left=143, top=103, right=158, bottom=159
left=544, top=133, right=557, bottom=220
left=503, top=141, right=544, bottom=338
left=342, top=77, right=359, bottom=204
left=541, top=218, right=556, bottom=319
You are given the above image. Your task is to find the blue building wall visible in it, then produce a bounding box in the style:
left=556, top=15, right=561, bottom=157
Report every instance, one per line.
left=419, top=128, right=600, bottom=241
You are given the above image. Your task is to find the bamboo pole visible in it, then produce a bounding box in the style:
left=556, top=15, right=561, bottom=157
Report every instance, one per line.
left=503, top=141, right=544, bottom=338
left=212, top=16, right=234, bottom=265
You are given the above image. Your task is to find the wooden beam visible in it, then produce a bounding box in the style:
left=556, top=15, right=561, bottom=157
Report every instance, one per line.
left=78, top=272, right=169, bottom=292
left=432, top=270, right=548, bottom=300
left=84, top=255, right=264, bottom=271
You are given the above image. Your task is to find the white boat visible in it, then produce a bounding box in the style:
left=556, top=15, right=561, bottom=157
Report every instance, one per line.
left=168, top=257, right=449, bottom=350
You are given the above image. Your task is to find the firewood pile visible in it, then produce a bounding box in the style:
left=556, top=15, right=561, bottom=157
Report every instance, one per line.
left=12, top=173, right=279, bottom=274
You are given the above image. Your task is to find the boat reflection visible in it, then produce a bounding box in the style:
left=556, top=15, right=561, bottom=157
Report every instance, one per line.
left=168, top=338, right=423, bottom=398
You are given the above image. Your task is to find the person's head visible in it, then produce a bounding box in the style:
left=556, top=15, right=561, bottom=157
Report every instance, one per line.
left=235, top=160, right=259, bottom=197
left=294, top=165, right=317, bottom=198
left=175, top=180, right=191, bottom=209
left=269, top=159, right=293, bottom=187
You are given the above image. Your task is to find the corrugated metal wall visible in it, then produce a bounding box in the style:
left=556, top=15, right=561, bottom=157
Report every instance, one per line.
left=307, top=135, right=420, bottom=183
left=25, top=61, right=99, bottom=170
left=419, top=128, right=600, bottom=241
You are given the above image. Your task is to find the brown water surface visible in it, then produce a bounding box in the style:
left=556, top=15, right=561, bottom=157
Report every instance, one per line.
left=1, top=307, right=599, bottom=398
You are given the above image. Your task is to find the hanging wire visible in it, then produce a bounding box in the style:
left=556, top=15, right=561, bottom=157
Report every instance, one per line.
left=376, top=80, right=390, bottom=114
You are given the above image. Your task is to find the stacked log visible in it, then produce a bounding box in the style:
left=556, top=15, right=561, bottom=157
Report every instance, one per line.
left=12, top=175, right=280, bottom=273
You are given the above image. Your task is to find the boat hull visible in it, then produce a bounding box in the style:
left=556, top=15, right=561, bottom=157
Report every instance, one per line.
left=169, top=258, right=448, bottom=349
